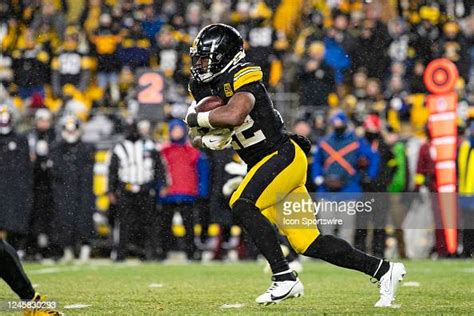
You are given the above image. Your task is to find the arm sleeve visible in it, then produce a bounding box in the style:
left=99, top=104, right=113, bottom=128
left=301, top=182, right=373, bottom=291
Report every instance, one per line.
left=108, top=151, right=119, bottom=193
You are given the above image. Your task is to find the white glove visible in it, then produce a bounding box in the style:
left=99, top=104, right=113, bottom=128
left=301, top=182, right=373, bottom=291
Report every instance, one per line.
left=224, top=161, right=247, bottom=176
left=223, top=176, right=244, bottom=196
left=202, top=128, right=234, bottom=150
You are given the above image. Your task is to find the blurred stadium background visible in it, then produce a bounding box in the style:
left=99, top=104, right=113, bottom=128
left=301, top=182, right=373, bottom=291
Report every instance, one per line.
left=0, top=0, right=473, bottom=267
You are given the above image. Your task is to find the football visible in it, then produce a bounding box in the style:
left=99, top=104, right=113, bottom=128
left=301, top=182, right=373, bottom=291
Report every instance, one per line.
left=195, top=95, right=225, bottom=112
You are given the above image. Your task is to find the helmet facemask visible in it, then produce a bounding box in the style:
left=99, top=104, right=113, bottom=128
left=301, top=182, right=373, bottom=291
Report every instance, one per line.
left=190, top=51, right=213, bottom=82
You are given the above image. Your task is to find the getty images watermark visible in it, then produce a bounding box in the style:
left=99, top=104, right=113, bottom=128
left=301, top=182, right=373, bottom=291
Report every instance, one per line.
left=282, top=198, right=374, bottom=216
left=276, top=194, right=374, bottom=228
left=275, top=192, right=469, bottom=230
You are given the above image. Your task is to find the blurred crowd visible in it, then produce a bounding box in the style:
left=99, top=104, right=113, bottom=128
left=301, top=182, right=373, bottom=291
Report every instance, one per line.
left=0, top=0, right=473, bottom=262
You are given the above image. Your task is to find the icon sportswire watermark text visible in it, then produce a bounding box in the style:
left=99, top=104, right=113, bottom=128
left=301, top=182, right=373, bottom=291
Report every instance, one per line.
left=274, top=192, right=468, bottom=230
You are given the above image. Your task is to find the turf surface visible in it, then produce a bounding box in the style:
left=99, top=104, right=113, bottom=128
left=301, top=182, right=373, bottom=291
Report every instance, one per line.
left=0, top=260, right=473, bottom=314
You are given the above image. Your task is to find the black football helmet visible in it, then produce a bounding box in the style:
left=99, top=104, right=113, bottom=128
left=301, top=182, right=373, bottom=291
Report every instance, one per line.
left=190, top=23, right=245, bottom=83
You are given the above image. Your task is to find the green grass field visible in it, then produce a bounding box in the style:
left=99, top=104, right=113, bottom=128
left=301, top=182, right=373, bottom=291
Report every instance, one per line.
left=1, top=260, right=473, bottom=315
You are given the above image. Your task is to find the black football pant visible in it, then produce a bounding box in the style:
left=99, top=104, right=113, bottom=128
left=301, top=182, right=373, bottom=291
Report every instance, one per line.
left=196, top=199, right=210, bottom=245
left=159, top=203, right=196, bottom=260
left=0, top=240, right=35, bottom=299
left=115, top=191, right=157, bottom=261
left=26, top=186, right=54, bottom=258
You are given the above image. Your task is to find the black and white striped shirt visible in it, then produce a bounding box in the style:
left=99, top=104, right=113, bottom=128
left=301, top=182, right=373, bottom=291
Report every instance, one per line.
left=108, top=138, right=166, bottom=191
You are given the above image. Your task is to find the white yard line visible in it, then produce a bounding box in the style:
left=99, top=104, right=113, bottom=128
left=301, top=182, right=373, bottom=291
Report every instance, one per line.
left=63, top=304, right=91, bottom=309
left=220, top=303, right=245, bottom=309
left=29, top=267, right=80, bottom=275
left=402, top=281, right=421, bottom=287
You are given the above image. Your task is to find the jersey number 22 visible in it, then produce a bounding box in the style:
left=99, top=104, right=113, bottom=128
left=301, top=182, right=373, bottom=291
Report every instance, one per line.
left=232, top=115, right=266, bottom=149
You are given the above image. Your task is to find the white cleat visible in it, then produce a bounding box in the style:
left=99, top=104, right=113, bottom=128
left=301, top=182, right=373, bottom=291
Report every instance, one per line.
left=256, top=278, right=304, bottom=305
left=374, top=262, right=407, bottom=308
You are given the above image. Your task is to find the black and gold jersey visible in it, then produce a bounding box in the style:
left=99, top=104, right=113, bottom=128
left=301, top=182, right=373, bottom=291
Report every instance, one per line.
left=52, top=48, right=91, bottom=87
left=189, top=61, right=289, bottom=167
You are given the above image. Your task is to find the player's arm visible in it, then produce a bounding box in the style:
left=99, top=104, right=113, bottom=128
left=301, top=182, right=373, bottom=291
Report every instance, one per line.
left=186, top=92, right=255, bottom=129
left=187, top=64, right=264, bottom=129
left=210, top=92, right=255, bottom=128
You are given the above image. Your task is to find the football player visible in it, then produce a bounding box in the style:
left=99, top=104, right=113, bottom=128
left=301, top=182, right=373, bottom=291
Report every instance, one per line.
left=0, top=239, right=36, bottom=301
left=0, top=239, right=62, bottom=315
left=185, top=24, right=406, bottom=307
left=51, top=26, right=91, bottom=97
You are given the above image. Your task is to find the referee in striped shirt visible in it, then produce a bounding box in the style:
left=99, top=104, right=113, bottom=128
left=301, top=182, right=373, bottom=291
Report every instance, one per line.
left=108, top=120, right=167, bottom=261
